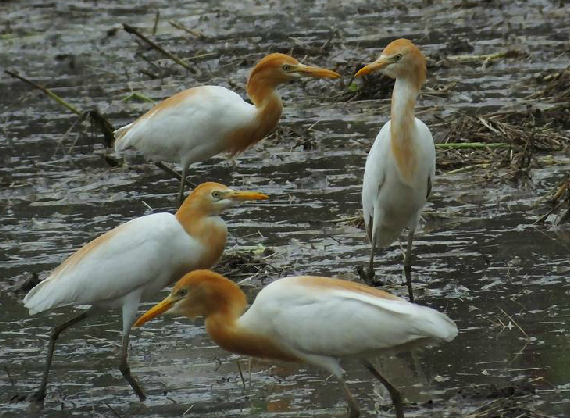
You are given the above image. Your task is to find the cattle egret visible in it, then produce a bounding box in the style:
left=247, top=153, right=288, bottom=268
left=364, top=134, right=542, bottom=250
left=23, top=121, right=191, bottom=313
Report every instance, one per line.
left=355, top=39, right=436, bottom=302
left=114, top=53, right=340, bottom=204
left=23, top=182, right=268, bottom=402
left=135, top=269, right=458, bottom=418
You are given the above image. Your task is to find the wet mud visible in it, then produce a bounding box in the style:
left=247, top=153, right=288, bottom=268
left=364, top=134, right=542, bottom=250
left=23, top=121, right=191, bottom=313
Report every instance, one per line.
left=1, top=0, right=569, bottom=417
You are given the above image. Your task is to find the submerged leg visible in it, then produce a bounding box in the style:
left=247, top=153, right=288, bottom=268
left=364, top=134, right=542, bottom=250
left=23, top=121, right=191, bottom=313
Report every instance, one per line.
left=338, top=377, right=360, bottom=418
left=28, top=311, right=89, bottom=402
left=362, top=360, right=404, bottom=418
left=404, top=229, right=415, bottom=303
left=177, top=164, right=189, bottom=206
left=118, top=331, right=146, bottom=401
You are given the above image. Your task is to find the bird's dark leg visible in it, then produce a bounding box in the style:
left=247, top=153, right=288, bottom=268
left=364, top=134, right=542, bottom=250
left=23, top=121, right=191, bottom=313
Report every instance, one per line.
left=365, top=234, right=378, bottom=284
left=338, top=377, right=360, bottom=418
left=28, top=311, right=88, bottom=403
left=153, top=163, right=195, bottom=189
left=118, top=331, right=146, bottom=401
left=177, top=164, right=189, bottom=206
left=362, top=360, right=404, bottom=418
left=404, top=229, right=415, bottom=303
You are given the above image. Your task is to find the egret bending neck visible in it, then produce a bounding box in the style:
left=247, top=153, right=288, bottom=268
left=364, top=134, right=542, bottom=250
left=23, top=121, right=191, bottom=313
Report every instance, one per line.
left=204, top=286, right=299, bottom=362
left=390, top=77, right=420, bottom=184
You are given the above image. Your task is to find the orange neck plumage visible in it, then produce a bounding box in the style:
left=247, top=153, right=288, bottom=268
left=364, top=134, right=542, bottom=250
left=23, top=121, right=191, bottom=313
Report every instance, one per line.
left=390, top=76, right=421, bottom=185
left=221, top=74, right=284, bottom=156
left=200, top=277, right=299, bottom=362
left=175, top=196, right=227, bottom=268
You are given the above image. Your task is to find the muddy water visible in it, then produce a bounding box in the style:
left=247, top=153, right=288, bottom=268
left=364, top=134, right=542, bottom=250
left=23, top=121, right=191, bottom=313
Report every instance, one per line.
left=1, top=0, right=569, bottom=417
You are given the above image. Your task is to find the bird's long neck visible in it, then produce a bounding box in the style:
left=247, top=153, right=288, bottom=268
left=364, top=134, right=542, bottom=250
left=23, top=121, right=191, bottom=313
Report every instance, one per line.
left=175, top=203, right=227, bottom=268
left=204, top=285, right=299, bottom=362
left=224, top=78, right=283, bottom=156
left=245, top=77, right=283, bottom=142
left=390, top=77, right=421, bottom=184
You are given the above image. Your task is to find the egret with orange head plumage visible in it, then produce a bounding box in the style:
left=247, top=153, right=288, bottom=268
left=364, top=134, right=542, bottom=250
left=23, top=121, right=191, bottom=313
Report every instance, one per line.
left=23, top=182, right=268, bottom=402
left=136, top=269, right=458, bottom=418
left=355, top=39, right=436, bottom=302
left=115, top=53, right=339, bottom=204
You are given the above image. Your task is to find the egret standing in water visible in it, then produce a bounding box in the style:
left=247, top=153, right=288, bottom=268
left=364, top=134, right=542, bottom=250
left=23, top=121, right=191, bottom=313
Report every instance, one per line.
left=23, top=183, right=268, bottom=402
left=355, top=39, right=436, bottom=302
left=114, top=53, right=339, bottom=204
left=135, top=269, right=458, bottom=418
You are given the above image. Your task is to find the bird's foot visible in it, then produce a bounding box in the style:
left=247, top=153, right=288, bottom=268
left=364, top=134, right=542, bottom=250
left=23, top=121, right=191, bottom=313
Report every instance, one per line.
left=9, top=393, right=27, bottom=403
left=348, top=406, right=361, bottom=418
left=26, top=389, right=46, bottom=403
left=356, top=266, right=383, bottom=287
left=356, top=265, right=368, bottom=283
left=120, top=363, right=147, bottom=402
left=136, top=391, right=147, bottom=402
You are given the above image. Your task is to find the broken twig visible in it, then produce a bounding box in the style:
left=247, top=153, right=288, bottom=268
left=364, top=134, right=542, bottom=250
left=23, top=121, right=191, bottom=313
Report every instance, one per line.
left=122, top=23, right=192, bottom=71
left=447, top=50, right=526, bottom=63
left=5, top=70, right=115, bottom=148
left=4, top=70, right=81, bottom=115
left=152, top=11, right=160, bottom=36
left=169, top=20, right=206, bottom=39
left=436, top=142, right=512, bottom=149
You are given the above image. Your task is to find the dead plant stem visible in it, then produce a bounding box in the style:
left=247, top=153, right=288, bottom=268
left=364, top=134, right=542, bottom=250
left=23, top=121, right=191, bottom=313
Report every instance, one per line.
left=122, top=23, right=192, bottom=71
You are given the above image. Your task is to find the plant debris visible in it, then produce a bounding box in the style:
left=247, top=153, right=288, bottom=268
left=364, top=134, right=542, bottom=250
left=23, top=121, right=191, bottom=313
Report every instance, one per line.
left=457, top=382, right=546, bottom=418
left=436, top=106, right=569, bottom=179
left=535, top=176, right=570, bottom=225
left=530, top=65, right=570, bottom=103
left=215, top=248, right=279, bottom=280
left=466, top=397, right=548, bottom=418
left=340, top=70, right=395, bottom=102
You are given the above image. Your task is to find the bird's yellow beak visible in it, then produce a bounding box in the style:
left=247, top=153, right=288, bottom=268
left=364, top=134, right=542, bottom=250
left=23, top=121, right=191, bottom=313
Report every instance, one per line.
left=297, top=64, right=340, bottom=79
left=134, top=295, right=175, bottom=327
left=228, top=190, right=269, bottom=201
left=355, top=58, right=391, bottom=77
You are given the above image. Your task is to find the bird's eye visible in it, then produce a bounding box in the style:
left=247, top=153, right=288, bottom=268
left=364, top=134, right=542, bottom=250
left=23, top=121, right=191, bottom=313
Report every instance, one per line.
left=177, top=288, right=187, bottom=298
left=282, top=64, right=292, bottom=71
left=394, top=54, right=403, bottom=62
left=211, top=191, right=222, bottom=199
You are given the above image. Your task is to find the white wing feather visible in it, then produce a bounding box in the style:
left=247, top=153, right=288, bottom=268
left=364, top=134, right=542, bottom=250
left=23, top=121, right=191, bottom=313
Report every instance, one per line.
left=362, top=122, right=390, bottom=239
left=114, top=86, right=256, bottom=166
left=23, top=213, right=200, bottom=315
left=240, top=276, right=457, bottom=358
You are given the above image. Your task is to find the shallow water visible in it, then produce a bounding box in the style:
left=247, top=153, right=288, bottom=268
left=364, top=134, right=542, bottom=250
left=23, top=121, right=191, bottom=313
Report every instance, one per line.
left=1, top=0, right=569, bottom=417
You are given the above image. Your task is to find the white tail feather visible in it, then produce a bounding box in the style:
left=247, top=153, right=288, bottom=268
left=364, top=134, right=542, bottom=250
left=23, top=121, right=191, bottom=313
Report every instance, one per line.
left=114, top=122, right=134, bottom=152
left=23, top=277, right=61, bottom=315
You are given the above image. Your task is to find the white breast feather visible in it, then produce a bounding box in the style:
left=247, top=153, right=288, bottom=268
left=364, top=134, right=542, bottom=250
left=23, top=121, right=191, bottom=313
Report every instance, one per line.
left=362, top=118, right=436, bottom=246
